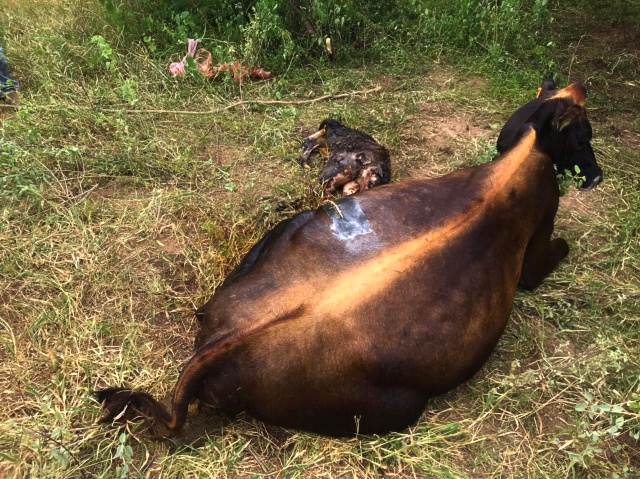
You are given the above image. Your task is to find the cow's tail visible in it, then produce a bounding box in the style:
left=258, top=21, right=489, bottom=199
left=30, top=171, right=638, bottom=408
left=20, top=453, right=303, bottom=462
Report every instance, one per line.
left=95, top=332, right=239, bottom=437
left=95, top=387, right=174, bottom=435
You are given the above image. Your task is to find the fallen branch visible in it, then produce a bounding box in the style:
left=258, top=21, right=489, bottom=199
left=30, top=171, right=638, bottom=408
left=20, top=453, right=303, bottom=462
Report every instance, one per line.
left=101, top=85, right=382, bottom=115
left=0, top=86, right=382, bottom=115
left=0, top=86, right=383, bottom=115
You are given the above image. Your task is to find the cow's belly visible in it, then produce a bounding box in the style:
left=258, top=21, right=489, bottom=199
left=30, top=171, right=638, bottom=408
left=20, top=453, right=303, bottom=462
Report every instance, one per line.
left=196, top=264, right=518, bottom=435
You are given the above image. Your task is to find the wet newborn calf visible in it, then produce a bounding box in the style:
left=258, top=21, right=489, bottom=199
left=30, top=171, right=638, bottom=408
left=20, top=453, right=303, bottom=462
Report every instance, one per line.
left=299, top=119, right=391, bottom=197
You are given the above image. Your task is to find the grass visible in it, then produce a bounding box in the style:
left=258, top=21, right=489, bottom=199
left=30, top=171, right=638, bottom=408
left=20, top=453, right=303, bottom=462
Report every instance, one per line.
left=1, top=0, right=639, bottom=477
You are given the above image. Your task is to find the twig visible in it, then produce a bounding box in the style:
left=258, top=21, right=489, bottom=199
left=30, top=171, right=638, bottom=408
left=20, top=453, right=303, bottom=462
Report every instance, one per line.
left=324, top=200, right=343, bottom=218
left=567, top=34, right=586, bottom=82
left=64, top=183, right=99, bottom=207
left=0, top=85, right=382, bottom=115
left=0, top=86, right=382, bottom=115
left=222, top=86, right=381, bottom=110
left=285, top=0, right=317, bottom=36
left=103, top=86, right=382, bottom=115
left=36, top=428, right=87, bottom=478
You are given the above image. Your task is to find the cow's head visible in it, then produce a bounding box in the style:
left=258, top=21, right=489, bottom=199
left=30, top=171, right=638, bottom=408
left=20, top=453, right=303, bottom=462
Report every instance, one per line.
left=498, top=81, right=603, bottom=191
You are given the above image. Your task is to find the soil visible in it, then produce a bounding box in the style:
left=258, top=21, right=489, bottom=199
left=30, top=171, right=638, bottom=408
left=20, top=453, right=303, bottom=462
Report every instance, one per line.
left=413, top=101, right=490, bottom=150
left=396, top=100, right=494, bottom=178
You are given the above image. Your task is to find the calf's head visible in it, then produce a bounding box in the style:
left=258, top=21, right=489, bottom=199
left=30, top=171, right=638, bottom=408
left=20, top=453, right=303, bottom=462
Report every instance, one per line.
left=498, top=81, right=603, bottom=191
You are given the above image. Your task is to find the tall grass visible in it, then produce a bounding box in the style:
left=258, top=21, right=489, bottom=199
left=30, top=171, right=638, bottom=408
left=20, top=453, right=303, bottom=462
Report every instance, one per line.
left=90, top=0, right=555, bottom=70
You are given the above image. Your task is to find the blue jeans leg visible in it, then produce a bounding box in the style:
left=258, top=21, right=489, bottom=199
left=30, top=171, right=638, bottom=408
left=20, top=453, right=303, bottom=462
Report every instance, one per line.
left=0, top=44, right=19, bottom=99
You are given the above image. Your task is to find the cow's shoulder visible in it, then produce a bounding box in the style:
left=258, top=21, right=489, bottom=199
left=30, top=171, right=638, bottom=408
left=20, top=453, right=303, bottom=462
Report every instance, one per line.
left=223, top=210, right=316, bottom=286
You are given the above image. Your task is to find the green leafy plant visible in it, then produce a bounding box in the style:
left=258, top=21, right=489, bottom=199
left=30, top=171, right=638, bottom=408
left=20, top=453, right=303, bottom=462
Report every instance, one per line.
left=113, top=432, right=134, bottom=478
left=472, top=140, right=498, bottom=165
left=415, top=0, right=552, bottom=69
left=93, top=0, right=554, bottom=69
left=569, top=390, right=640, bottom=470
left=90, top=35, right=116, bottom=71
left=0, top=138, right=46, bottom=204
left=167, top=10, right=199, bottom=45
left=557, top=164, right=586, bottom=195
left=115, top=79, right=139, bottom=105
left=242, top=1, right=296, bottom=67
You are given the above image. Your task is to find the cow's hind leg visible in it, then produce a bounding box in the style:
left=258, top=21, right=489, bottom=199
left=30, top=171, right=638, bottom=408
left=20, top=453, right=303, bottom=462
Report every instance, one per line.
left=519, top=219, right=569, bottom=290
left=356, top=388, right=427, bottom=435
left=295, top=387, right=426, bottom=436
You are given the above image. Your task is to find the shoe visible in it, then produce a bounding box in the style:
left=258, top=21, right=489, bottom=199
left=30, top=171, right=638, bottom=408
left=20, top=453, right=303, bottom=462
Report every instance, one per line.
left=1, top=90, right=19, bottom=112
left=6, top=90, right=19, bottom=107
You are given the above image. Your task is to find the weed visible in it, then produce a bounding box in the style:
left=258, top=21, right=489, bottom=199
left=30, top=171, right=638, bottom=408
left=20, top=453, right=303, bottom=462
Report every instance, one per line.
left=90, top=35, right=116, bottom=72
left=570, top=390, right=640, bottom=470
left=242, top=2, right=296, bottom=67
left=557, top=164, right=586, bottom=196
left=113, top=432, right=134, bottom=477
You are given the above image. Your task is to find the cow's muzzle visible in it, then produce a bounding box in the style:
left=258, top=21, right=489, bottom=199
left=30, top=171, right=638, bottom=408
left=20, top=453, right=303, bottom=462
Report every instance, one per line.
left=579, top=174, right=603, bottom=191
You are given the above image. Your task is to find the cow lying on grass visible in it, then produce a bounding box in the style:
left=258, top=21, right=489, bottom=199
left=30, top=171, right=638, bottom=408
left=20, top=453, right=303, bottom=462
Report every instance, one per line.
left=299, top=118, right=391, bottom=197
left=96, top=81, right=602, bottom=437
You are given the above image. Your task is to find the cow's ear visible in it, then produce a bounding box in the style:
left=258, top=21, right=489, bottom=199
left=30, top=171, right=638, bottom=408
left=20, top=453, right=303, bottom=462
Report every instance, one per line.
left=553, top=104, right=583, bottom=131
left=560, top=81, right=587, bottom=106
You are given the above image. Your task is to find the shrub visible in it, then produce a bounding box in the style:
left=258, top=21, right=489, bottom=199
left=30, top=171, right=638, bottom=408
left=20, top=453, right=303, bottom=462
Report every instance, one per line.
left=99, top=0, right=554, bottom=69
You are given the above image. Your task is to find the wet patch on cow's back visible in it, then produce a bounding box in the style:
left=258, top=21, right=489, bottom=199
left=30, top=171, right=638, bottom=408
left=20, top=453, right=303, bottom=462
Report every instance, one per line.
left=324, top=197, right=373, bottom=241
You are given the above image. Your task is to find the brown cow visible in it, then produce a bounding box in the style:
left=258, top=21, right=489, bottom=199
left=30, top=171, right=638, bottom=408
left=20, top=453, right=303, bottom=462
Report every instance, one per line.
left=96, top=81, right=601, bottom=437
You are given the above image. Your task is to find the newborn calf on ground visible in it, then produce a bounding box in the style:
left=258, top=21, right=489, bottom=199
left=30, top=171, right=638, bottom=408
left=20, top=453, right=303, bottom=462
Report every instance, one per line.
left=299, top=118, right=391, bottom=197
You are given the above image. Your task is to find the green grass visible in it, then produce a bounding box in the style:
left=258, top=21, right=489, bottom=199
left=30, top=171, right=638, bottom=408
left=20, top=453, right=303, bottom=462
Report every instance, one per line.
left=1, top=1, right=639, bottom=477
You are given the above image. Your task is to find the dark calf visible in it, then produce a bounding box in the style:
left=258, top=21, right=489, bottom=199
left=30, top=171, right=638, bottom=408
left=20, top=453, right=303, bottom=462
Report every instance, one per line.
left=299, top=118, right=391, bottom=197
left=498, top=80, right=603, bottom=190
left=96, top=82, right=602, bottom=438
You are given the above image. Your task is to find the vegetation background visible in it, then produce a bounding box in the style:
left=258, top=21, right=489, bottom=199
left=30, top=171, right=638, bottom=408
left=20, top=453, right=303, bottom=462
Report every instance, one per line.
left=1, top=0, right=639, bottom=477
